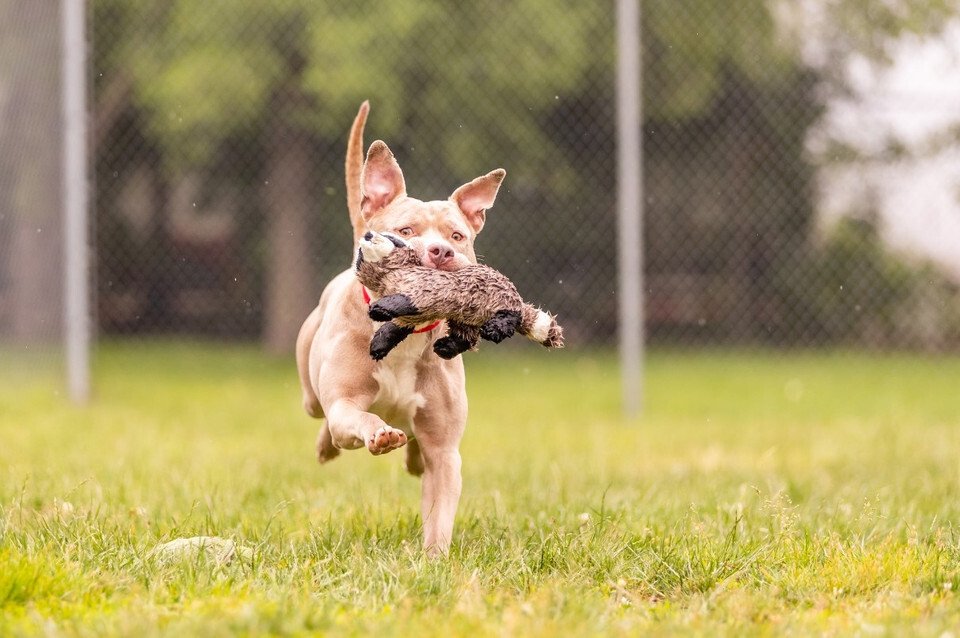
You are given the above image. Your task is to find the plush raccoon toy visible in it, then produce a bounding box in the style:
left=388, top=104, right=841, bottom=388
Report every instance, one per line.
left=355, top=231, right=564, bottom=361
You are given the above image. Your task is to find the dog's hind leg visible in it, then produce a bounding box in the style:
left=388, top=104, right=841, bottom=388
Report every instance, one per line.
left=405, top=438, right=425, bottom=476
left=315, top=421, right=340, bottom=464
left=297, top=305, right=324, bottom=418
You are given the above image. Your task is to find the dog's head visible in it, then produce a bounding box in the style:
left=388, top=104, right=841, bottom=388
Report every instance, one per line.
left=359, top=140, right=505, bottom=272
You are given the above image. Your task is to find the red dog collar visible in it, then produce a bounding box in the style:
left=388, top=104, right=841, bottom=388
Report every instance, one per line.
left=362, top=286, right=441, bottom=334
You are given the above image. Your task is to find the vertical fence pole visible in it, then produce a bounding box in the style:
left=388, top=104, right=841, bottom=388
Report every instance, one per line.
left=62, top=0, right=91, bottom=403
left=616, top=0, right=644, bottom=418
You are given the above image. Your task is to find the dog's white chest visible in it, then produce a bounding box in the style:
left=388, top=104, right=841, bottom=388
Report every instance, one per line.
left=370, top=330, right=429, bottom=426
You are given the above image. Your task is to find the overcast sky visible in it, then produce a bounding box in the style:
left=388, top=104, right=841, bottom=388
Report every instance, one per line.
left=815, top=20, right=960, bottom=279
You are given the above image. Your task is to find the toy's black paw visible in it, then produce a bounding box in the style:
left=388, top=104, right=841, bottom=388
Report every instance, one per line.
left=370, top=322, right=413, bottom=361
left=369, top=294, right=419, bottom=322
left=370, top=342, right=392, bottom=361
left=480, top=310, right=522, bottom=343
left=433, top=336, right=470, bottom=360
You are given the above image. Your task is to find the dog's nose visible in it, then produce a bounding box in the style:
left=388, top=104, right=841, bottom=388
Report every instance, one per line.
left=426, top=243, right=455, bottom=267
left=363, top=231, right=373, bottom=241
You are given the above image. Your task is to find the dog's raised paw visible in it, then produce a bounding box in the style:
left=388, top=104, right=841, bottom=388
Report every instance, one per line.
left=367, top=426, right=407, bottom=455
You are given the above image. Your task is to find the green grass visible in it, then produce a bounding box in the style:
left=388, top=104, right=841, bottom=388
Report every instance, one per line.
left=2, top=342, right=960, bottom=636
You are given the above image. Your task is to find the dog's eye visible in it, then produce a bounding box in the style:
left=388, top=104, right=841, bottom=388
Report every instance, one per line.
left=451, top=232, right=465, bottom=242
left=398, top=227, right=414, bottom=237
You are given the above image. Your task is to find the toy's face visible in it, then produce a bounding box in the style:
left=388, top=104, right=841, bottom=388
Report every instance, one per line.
left=359, top=231, right=404, bottom=263
left=357, top=231, right=421, bottom=270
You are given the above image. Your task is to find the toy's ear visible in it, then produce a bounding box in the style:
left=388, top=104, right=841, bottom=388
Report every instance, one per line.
left=361, top=141, right=406, bottom=222
left=450, top=169, right=505, bottom=234
left=382, top=233, right=409, bottom=248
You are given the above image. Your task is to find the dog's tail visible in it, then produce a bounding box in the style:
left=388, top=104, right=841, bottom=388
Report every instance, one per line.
left=347, top=101, right=369, bottom=243
left=519, top=305, right=564, bottom=349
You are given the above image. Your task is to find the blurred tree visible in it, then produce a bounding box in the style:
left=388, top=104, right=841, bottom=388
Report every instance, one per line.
left=94, top=0, right=599, bottom=352
left=643, top=0, right=794, bottom=120
left=90, top=0, right=960, bottom=348
left=793, top=0, right=960, bottom=71
left=0, top=2, right=63, bottom=342
left=638, top=0, right=960, bottom=344
left=774, top=215, right=960, bottom=348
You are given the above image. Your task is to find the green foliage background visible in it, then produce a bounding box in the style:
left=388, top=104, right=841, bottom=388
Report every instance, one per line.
left=88, top=0, right=960, bottom=348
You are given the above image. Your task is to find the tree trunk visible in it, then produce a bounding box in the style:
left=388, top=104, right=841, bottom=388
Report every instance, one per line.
left=261, top=86, right=316, bottom=355
left=0, top=2, right=64, bottom=343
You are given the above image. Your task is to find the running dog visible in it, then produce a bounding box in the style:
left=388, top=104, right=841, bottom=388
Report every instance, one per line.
left=296, top=102, right=506, bottom=556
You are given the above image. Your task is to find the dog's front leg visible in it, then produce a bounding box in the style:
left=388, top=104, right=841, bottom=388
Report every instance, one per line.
left=325, top=398, right=408, bottom=455
left=419, top=444, right=462, bottom=557
left=414, top=367, right=467, bottom=557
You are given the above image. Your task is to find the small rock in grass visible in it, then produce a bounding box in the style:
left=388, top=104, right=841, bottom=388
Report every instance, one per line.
left=151, top=536, right=252, bottom=565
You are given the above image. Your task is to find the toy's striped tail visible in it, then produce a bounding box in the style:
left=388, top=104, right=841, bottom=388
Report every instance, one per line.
left=519, top=305, right=564, bottom=348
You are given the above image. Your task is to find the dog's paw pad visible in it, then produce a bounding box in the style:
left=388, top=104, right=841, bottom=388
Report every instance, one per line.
left=367, top=426, right=407, bottom=455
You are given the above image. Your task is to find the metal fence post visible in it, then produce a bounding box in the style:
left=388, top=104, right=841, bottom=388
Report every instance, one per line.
left=616, top=0, right=644, bottom=418
left=62, top=0, right=91, bottom=403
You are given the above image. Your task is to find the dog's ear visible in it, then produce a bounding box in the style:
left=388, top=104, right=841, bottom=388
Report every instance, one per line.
left=450, top=169, right=506, bottom=234
left=361, top=141, right=406, bottom=222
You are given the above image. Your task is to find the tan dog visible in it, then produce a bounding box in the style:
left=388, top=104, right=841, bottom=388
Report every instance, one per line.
left=296, top=102, right=505, bottom=557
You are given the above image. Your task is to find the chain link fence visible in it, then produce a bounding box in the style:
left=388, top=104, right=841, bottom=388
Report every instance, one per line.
left=0, top=2, right=66, bottom=386
left=90, top=1, right=618, bottom=352
left=3, top=0, right=960, bottom=371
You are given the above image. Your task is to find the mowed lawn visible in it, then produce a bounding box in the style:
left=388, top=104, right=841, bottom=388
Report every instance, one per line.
left=2, top=342, right=960, bottom=636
